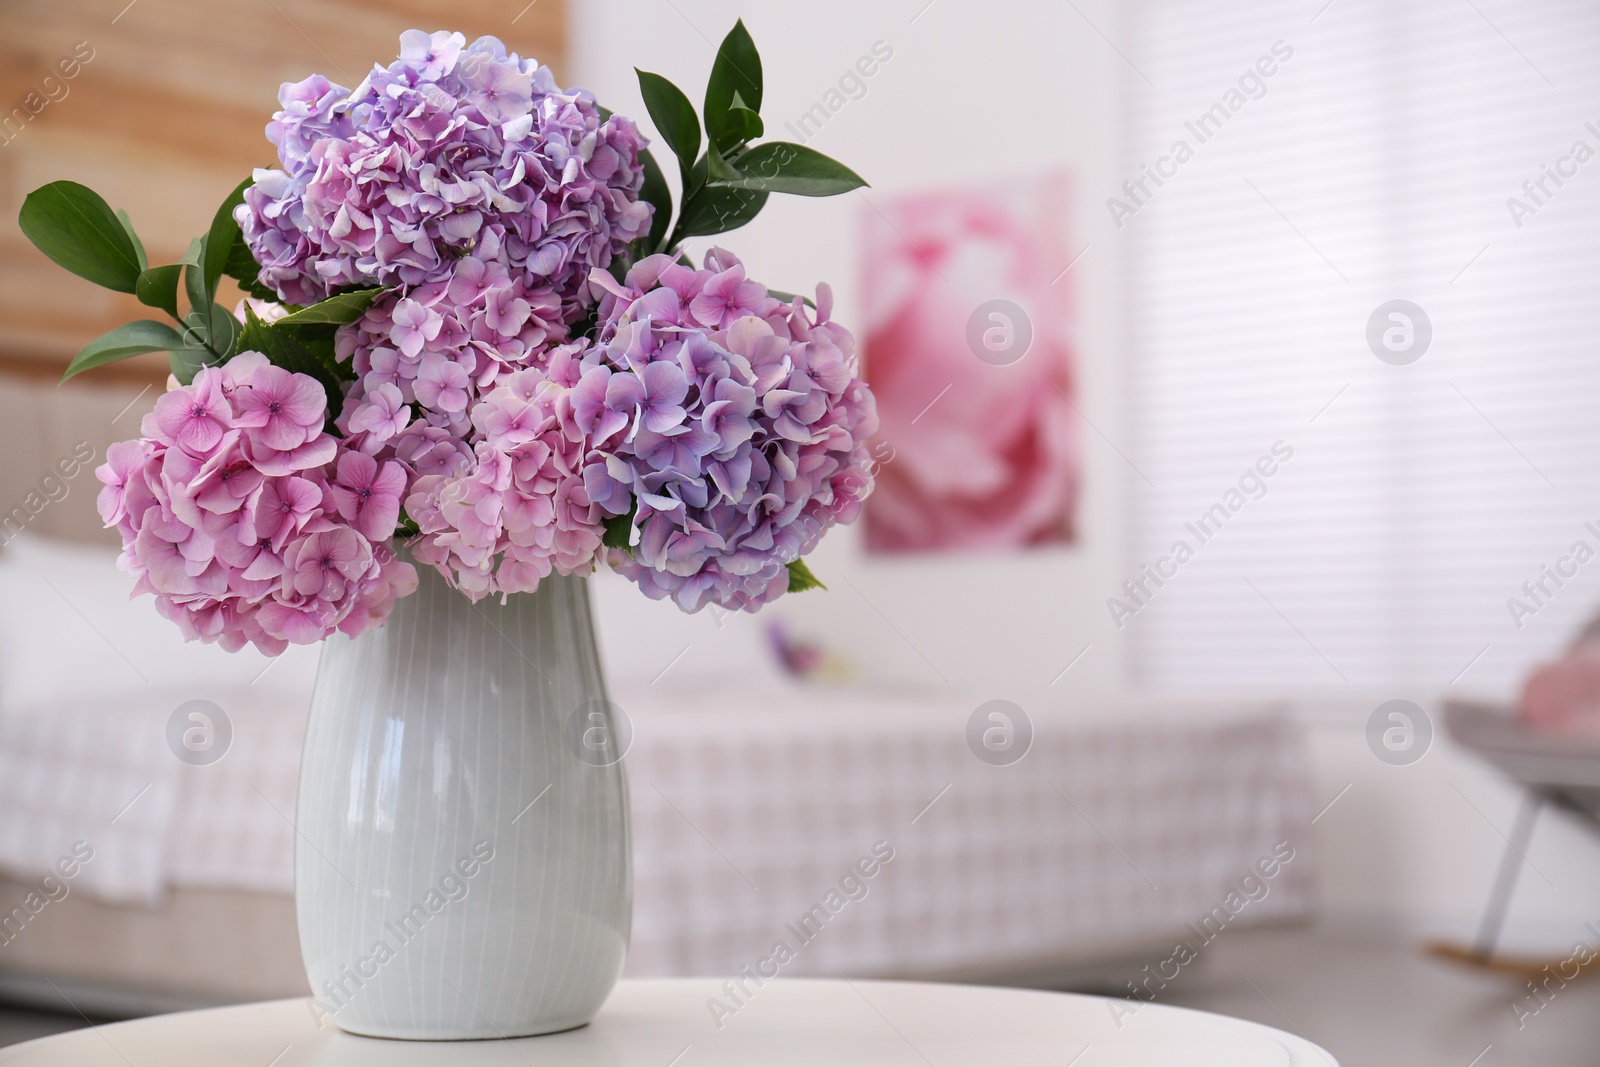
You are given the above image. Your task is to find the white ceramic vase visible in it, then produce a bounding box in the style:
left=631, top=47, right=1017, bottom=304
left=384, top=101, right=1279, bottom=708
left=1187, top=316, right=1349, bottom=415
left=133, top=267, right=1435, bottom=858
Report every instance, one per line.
left=295, top=560, right=631, bottom=1040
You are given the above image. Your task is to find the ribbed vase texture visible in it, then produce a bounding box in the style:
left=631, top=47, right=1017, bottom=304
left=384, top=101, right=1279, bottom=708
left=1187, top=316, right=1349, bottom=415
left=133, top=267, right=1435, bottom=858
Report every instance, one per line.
left=295, top=563, right=630, bottom=1039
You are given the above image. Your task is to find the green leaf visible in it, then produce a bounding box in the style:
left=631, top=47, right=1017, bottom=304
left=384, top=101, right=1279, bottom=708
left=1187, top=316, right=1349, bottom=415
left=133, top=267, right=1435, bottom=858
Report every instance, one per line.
left=236, top=308, right=345, bottom=417
left=635, top=69, right=701, bottom=190
left=135, top=264, right=183, bottom=318
left=706, top=141, right=867, bottom=197
left=168, top=346, right=213, bottom=386
left=61, top=320, right=187, bottom=382
left=223, top=234, right=275, bottom=301
left=115, top=209, right=148, bottom=272
left=203, top=177, right=251, bottom=298
left=180, top=237, right=211, bottom=324
left=207, top=302, right=242, bottom=359
left=786, top=558, right=826, bottom=593
left=601, top=498, right=638, bottom=551
left=704, top=20, right=763, bottom=153
left=683, top=152, right=708, bottom=202
left=276, top=287, right=388, bottom=327
left=639, top=149, right=673, bottom=253
left=766, top=288, right=816, bottom=311
left=673, top=186, right=768, bottom=241
left=706, top=144, right=742, bottom=183
left=184, top=260, right=213, bottom=329
left=18, top=181, right=144, bottom=293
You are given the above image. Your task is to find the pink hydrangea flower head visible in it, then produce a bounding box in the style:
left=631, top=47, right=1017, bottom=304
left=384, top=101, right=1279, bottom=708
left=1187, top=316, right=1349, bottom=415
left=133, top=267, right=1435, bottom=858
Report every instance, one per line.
left=95, top=354, right=416, bottom=653
left=232, top=364, right=326, bottom=450
left=403, top=347, right=608, bottom=597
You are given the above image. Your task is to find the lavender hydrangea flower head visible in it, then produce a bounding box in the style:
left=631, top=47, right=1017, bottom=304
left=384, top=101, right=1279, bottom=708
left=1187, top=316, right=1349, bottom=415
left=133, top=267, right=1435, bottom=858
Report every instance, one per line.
left=581, top=250, right=879, bottom=613
left=237, top=32, right=652, bottom=315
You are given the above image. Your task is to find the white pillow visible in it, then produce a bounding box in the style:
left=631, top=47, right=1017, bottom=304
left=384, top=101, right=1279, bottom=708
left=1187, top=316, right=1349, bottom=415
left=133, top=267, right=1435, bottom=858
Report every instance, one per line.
left=0, top=534, right=319, bottom=711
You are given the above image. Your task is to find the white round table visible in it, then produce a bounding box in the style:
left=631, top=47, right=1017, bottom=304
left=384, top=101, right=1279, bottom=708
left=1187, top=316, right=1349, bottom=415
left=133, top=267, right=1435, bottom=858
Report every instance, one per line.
left=0, top=979, right=1336, bottom=1065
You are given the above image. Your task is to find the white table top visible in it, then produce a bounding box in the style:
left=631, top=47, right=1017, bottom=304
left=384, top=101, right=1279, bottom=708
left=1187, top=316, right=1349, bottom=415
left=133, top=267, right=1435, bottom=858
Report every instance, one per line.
left=0, top=979, right=1336, bottom=1065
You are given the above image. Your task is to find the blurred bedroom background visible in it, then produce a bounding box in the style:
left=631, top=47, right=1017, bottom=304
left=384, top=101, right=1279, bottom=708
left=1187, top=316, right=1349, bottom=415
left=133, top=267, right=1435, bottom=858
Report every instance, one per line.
left=2, top=1, right=1598, bottom=1064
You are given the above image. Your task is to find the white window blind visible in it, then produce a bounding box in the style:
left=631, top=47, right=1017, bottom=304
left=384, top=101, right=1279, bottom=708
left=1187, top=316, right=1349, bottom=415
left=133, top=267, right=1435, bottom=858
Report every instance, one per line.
left=1126, top=0, right=1600, bottom=696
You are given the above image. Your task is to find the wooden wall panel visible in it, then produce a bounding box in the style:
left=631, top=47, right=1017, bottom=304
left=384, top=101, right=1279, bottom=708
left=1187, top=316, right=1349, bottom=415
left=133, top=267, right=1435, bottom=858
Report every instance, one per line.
left=0, top=0, right=566, bottom=384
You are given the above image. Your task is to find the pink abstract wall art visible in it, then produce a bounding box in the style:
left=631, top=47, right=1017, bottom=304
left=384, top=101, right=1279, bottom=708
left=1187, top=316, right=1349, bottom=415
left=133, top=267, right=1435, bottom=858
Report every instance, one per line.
left=861, top=174, right=1079, bottom=554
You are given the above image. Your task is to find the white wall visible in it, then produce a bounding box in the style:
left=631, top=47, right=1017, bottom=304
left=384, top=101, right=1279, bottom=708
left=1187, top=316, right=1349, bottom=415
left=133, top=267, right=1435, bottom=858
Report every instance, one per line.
left=571, top=0, right=1600, bottom=956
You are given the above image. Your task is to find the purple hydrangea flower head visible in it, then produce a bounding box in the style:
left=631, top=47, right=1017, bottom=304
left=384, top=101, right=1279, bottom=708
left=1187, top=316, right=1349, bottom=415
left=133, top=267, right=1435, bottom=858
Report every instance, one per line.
left=236, top=32, right=652, bottom=314
left=581, top=249, right=879, bottom=613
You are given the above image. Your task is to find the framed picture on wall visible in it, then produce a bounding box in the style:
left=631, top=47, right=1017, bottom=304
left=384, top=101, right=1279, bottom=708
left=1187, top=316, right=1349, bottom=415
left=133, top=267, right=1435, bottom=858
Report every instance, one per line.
left=861, top=172, right=1080, bottom=555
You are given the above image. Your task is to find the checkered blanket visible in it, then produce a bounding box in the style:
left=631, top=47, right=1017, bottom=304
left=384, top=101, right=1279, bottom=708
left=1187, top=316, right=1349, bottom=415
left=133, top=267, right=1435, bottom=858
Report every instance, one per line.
left=0, top=686, right=1312, bottom=977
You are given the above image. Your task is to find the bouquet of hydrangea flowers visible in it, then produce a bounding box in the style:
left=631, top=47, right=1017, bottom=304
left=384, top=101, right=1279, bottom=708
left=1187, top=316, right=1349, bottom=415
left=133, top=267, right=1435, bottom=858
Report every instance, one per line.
left=19, top=24, right=876, bottom=654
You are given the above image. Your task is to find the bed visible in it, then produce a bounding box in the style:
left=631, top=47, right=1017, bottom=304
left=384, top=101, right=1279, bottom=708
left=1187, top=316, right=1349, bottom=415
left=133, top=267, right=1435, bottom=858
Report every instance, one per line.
left=0, top=375, right=1316, bottom=1013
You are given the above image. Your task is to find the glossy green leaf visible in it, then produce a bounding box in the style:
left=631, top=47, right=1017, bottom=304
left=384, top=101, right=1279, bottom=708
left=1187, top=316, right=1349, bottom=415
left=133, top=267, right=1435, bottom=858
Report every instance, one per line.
left=638, top=149, right=673, bottom=253
left=601, top=499, right=638, bottom=551
left=673, top=186, right=768, bottom=241
left=115, top=209, right=148, bottom=273
left=236, top=308, right=344, bottom=417
left=703, top=20, right=763, bottom=152
left=706, top=141, right=867, bottom=197
left=134, top=264, right=183, bottom=318
left=204, top=177, right=251, bottom=297
left=184, top=259, right=212, bottom=326
left=61, top=320, right=186, bottom=382
left=207, top=302, right=241, bottom=359
left=18, top=181, right=143, bottom=293
left=276, top=287, right=388, bottom=327
left=682, top=152, right=708, bottom=202
left=635, top=69, right=701, bottom=188
left=706, top=144, right=742, bottom=183
left=727, top=90, right=763, bottom=141
left=786, top=558, right=826, bottom=593
left=168, top=346, right=213, bottom=386
left=223, top=233, right=276, bottom=302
